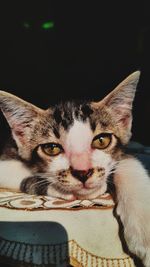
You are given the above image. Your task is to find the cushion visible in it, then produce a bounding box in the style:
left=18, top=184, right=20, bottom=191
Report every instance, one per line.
left=0, top=189, right=135, bottom=267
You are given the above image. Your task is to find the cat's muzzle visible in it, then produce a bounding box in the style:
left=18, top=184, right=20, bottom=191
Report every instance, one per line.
left=70, top=168, right=93, bottom=183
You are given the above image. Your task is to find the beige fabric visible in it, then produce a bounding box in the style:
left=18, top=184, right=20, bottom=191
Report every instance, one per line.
left=0, top=190, right=135, bottom=266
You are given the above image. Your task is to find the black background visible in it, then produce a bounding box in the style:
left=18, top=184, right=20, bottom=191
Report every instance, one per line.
left=0, top=1, right=150, bottom=145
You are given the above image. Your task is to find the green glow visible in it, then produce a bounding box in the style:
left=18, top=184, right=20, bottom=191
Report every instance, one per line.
left=23, top=22, right=30, bottom=28
left=42, top=21, right=54, bottom=29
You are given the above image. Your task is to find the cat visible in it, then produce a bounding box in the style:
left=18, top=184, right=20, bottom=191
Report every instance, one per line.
left=0, top=71, right=150, bottom=265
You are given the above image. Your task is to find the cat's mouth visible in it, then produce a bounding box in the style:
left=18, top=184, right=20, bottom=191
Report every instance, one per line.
left=72, top=179, right=107, bottom=199
left=56, top=167, right=108, bottom=199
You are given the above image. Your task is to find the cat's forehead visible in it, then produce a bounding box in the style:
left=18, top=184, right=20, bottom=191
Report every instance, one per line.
left=43, top=101, right=116, bottom=144
left=50, top=100, right=114, bottom=132
left=52, top=101, right=94, bottom=130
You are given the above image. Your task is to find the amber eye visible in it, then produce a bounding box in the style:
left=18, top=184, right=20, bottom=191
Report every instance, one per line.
left=41, top=143, right=63, bottom=156
left=92, top=133, right=112, bottom=149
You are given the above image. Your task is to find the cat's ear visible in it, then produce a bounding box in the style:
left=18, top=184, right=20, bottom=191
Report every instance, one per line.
left=92, top=71, right=140, bottom=136
left=0, top=91, right=44, bottom=146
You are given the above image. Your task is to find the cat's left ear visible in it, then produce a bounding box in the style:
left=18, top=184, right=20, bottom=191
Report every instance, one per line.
left=0, top=91, right=44, bottom=147
left=92, top=71, right=140, bottom=138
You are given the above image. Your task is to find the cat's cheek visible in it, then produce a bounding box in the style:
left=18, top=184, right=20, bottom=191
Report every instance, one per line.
left=85, top=167, right=106, bottom=189
left=85, top=176, right=106, bottom=190
left=91, top=150, right=113, bottom=170
left=48, top=155, right=70, bottom=173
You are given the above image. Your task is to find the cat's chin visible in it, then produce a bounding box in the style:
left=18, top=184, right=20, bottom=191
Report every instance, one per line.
left=47, top=181, right=107, bottom=200
left=73, top=183, right=107, bottom=200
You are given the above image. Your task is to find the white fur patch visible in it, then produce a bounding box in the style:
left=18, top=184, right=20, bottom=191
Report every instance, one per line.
left=115, top=157, right=150, bottom=200
left=49, top=155, right=70, bottom=173
left=91, top=150, right=114, bottom=176
left=64, top=119, right=93, bottom=170
left=0, top=160, right=31, bottom=190
left=114, top=157, right=150, bottom=264
left=65, top=119, right=92, bottom=154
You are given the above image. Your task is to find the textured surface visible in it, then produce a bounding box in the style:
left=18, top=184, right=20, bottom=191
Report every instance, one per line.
left=0, top=189, right=136, bottom=266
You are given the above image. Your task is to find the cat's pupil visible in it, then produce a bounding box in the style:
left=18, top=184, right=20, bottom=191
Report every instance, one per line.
left=48, top=146, right=54, bottom=151
left=44, top=144, right=57, bottom=149
left=100, top=137, right=104, bottom=143
left=48, top=144, right=55, bottom=150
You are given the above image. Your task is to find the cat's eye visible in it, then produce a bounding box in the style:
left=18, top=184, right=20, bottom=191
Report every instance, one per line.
left=92, top=133, right=112, bottom=149
left=41, top=143, right=63, bottom=156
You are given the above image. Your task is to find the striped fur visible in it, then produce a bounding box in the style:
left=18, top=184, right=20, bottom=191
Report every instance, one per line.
left=1, top=71, right=150, bottom=264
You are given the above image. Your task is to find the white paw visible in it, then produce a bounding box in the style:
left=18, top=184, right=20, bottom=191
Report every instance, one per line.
left=117, top=205, right=150, bottom=267
left=144, top=253, right=150, bottom=267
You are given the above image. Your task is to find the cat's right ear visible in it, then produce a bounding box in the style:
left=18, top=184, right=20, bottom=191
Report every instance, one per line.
left=0, top=91, right=44, bottom=146
left=91, top=71, right=140, bottom=143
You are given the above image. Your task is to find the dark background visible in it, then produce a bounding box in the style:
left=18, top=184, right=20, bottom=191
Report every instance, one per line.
left=0, top=1, right=150, bottom=145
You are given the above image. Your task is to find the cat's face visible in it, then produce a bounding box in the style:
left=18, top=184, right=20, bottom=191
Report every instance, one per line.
left=0, top=71, right=140, bottom=199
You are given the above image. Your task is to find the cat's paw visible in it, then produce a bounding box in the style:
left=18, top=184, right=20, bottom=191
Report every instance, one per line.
left=116, top=204, right=150, bottom=267
left=124, top=227, right=150, bottom=267
left=144, top=254, right=150, bottom=267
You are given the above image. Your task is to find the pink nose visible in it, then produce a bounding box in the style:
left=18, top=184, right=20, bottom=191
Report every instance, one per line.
left=70, top=152, right=91, bottom=171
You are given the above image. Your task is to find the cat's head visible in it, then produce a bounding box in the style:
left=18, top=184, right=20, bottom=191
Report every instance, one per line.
left=0, top=71, right=140, bottom=199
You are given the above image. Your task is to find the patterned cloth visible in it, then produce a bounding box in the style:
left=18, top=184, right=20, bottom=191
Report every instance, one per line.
left=0, top=189, right=135, bottom=267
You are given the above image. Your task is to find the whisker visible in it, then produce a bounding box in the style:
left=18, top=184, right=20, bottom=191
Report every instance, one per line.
left=32, top=173, right=60, bottom=185
left=29, top=179, right=50, bottom=191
